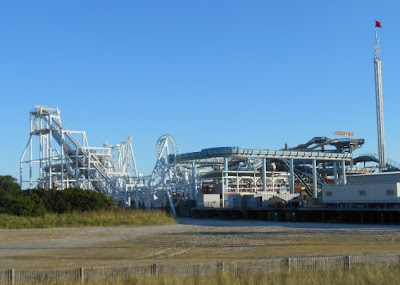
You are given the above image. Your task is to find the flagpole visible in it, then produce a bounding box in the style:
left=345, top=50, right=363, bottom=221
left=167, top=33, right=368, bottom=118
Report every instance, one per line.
left=375, top=25, right=379, bottom=60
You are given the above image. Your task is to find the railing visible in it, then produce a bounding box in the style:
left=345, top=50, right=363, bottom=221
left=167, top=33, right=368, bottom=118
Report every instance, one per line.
left=178, top=148, right=352, bottom=162
left=50, top=118, right=122, bottom=194
left=1, top=254, right=400, bottom=283
left=198, top=201, right=220, bottom=208
left=355, top=153, right=400, bottom=171
left=324, top=202, right=400, bottom=209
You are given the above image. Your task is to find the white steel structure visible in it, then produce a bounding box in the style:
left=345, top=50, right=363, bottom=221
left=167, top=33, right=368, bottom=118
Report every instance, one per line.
left=20, top=106, right=191, bottom=216
left=21, top=106, right=361, bottom=214
left=20, top=106, right=139, bottom=196
left=146, top=135, right=191, bottom=216
left=374, top=27, right=386, bottom=170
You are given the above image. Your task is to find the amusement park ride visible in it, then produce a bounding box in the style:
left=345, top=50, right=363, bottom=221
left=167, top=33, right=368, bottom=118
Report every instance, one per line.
left=21, top=105, right=397, bottom=216
left=19, top=22, right=398, bottom=216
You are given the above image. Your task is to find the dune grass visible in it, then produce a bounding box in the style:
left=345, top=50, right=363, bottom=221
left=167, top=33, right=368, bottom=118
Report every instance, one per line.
left=0, top=210, right=176, bottom=229
left=124, top=267, right=400, bottom=285
left=17, top=265, right=400, bottom=285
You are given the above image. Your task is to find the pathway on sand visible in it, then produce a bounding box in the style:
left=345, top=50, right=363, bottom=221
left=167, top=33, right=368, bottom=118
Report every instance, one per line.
left=1, top=218, right=400, bottom=270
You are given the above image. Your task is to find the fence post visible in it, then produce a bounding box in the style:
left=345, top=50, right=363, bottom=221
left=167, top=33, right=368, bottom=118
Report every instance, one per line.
left=217, top=262, right=225, bottom=273
left=151, top=264, right=158, bottom=277
left=79, top=267, right=84, bottom=283
left=7, top=269, right=14, bottom=284
left=286, top=258, right=291, bottom=272
left=345, top=255, right=351, bottom=270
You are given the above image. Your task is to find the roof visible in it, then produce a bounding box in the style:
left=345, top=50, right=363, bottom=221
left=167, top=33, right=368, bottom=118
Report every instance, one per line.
left=174, top=147, right=352, bottom=162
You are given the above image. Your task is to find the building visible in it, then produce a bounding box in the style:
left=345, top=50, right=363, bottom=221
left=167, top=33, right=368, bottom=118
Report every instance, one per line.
left=322, top=172, right=400, bottom=206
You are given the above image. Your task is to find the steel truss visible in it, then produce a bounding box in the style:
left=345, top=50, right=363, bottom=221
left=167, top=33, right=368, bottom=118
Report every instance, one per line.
left=21, top=106, right=372, bottom=215
left=20, top=106, right=139, bottom=194
left=20, top=106, right=191, bottom=216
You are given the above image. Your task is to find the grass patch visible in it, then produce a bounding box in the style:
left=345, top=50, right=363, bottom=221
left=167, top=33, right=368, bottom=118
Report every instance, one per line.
left=0, top=210, right=176, bottom=229
left=2, top=220, right=400, bottom=270
left=16, top=265, right=400, bottom=285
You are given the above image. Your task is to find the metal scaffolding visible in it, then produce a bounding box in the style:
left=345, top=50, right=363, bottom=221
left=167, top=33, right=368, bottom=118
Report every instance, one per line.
left=21, top=106, right=372, bottom=214
left=20, top=106, right=191, bottom=216
left=20, top=106, right=139, bottom=196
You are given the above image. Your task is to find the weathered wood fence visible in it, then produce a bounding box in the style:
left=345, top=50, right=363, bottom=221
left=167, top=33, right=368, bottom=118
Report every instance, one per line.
left=1, top=254, right=400, bottom=284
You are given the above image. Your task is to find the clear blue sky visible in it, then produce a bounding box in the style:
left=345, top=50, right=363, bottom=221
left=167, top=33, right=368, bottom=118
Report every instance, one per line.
left=1, top=0, right=400, bottom=179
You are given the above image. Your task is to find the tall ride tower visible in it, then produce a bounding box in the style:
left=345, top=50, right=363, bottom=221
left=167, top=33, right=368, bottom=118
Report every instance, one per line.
left=374, top=20, right=386, bottom=170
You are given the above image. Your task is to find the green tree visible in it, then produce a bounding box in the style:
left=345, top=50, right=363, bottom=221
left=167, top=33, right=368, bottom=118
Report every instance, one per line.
left=0, top=176, right=115, bottom=216
left=0, top=175, right=21, bottom=196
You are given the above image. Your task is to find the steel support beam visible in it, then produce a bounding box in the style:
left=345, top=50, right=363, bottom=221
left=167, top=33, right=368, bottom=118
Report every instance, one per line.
left=312, top=159, right=317, bottom=198
left=191, top=161, right=197, bottom=200
left=262, top=158, right=267, bottom=192
left=49, top=127, right=53, bottom=189
left=135, top=188, right=139, bottom=209
left=222, top=157, right=228, bottom=208
left=61, top=130, right=64, bottom=190
left=341, top=160, right=346, bottom=185
left=333, top=162, right=338, bottom=185
left=289, top=159, right=295, bottom=193
left=29, top=132, right=33, bottom=188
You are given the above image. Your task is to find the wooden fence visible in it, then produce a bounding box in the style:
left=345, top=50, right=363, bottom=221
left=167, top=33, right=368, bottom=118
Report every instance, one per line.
left=1, top=254, right=400, bottom=284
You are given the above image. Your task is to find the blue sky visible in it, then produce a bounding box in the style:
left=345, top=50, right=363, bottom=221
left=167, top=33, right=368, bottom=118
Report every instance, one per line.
left=1, top=0, right=400, bottom=179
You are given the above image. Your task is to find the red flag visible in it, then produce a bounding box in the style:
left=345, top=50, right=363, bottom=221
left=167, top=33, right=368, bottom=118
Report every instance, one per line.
left=375, top=20, right=382, bottom=28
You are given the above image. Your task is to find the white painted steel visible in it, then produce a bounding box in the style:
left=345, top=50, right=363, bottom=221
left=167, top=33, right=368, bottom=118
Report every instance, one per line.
left=21, top=106, right=362, bottom=215
left=374, top=29, right=386, bottom=170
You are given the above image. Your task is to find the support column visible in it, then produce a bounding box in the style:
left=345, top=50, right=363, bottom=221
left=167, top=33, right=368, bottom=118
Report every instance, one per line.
left=135, top=188, right=139, bottom=209
left=61, top=130, right=64, bottom=190
left=191, top=161, right=197, bottom=200
left=147, top=190, right=152, bottom=209
left=333, top=162, right=338, bottom=185
left=29, top=133, right=33, bottom=189
left=341, top=160, right=347, bottom=185
left=49, top=128, right=53, bottom=189
left=75, top=147, right=79, bottom=187
left=312, top=159, right=317, bottom=198
left=87, top=149, right=90, bottom=190
left=262, top=158, right=267, bottom=192
left=236, top=172, right=239, bottom=193
left=29, top=115, right=34, bottom=189
left=223, top=157, right=228, bottom=208
left=289, top=159, right=295, bottom=194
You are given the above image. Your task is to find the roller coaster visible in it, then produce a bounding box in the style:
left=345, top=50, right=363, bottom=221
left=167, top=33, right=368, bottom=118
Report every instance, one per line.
left=20, top=106, right=400, bottom=216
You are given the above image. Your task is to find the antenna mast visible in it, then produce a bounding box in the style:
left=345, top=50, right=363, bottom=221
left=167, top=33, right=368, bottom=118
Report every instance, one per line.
left=374, top=20, right=386, bottom=170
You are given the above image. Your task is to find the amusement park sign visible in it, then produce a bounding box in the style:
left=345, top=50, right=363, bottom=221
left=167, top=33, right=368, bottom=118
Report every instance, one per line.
left=334, top=131, right=355, bottom=137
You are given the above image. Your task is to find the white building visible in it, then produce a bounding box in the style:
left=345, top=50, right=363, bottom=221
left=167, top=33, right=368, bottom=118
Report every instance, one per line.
left=322, top=172, right=400, bottom=204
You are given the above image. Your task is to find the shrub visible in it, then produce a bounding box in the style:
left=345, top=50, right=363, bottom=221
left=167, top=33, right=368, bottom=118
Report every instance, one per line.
left=0, top=175, right=21, bottom=197
left=0, top=175, right=115, bottom=216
